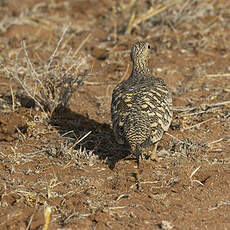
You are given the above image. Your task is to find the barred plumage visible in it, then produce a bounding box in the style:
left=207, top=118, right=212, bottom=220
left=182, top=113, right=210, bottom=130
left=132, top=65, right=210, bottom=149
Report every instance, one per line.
left=111, top=41, right=173, bottom=167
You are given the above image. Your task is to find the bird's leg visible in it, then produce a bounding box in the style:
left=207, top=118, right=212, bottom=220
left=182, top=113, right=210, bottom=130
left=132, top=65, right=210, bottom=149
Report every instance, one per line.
left=149, top=142, right=159, bottom=162
left=133, top=170, right=143, bottom=191
left=127, top=144, right=143, bottom=190
left=131, top=144, right=143, bottom=168
left=136, top=146, right=144, bottom=168
left=126, top=170, right=143, bottom=191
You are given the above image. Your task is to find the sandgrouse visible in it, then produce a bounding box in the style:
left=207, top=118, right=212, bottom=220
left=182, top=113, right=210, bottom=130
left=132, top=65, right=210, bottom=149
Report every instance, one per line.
left=111, top=41, right=173, bottom=167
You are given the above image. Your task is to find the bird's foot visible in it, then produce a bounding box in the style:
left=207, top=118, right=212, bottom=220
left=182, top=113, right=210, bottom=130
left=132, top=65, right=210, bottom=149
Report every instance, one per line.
left=147, top=143, right=159, bottom=162
left=148, top=153, right=159, bottom=162
left=132, top=168, right=143, bottom=191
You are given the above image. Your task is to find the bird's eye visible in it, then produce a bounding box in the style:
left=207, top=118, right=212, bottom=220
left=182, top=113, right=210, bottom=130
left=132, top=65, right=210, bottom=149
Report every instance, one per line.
left=147, top=45, right=151, bottom=49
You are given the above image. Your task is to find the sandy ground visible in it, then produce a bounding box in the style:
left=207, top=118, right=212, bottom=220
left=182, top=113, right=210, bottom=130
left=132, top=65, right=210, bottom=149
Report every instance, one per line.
left=0, top=0, right=230, bottom=229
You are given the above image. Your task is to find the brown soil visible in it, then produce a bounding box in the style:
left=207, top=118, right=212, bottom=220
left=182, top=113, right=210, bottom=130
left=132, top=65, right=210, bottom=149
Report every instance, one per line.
left=0, top=0, right=230, bottom=229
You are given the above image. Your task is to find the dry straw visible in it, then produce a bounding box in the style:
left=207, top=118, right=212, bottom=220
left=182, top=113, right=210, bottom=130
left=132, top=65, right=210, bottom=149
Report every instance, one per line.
left=4, top=27, right=90, bottom=119
left=43, top=203, right=52, bottom=230
left=125, top=0, right=182, bottom=34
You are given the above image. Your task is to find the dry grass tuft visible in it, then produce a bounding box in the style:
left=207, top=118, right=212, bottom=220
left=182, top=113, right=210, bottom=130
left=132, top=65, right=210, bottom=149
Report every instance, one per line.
left=125, top=0, right=181, bottom=34
left=3, top=27, right=90, bottom=119
left=115, top=0, right=230, bottom=44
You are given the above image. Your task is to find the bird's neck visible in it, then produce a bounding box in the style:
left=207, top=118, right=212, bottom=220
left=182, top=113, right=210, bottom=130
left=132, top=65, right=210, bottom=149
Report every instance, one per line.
left=131, top=60, right=151, bottom=78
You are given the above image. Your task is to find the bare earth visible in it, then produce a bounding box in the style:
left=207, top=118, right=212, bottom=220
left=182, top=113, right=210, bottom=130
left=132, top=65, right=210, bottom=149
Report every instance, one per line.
left=0, top=0, right=230, bottom=229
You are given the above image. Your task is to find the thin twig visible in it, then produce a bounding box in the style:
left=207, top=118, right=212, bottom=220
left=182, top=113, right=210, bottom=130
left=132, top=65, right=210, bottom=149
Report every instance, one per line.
left=209, top=201, right=230, bottom=211
left=46, top=26, right=68, bottom=74
left=105, top=206, right=127, bottom=210
left=115, top=194, right=130, bottom=201
left=4, top=65, right=46, bottom=114
left=73, top=33, right=92, bottom=58
left=84, top=81, right=117, bottom=86
left=207, top=73, right=230, bottom=78
left=182, top=117, right=215, bottom=131
left=190, top=166, right=204, bottom=186
left=126, top=0, right=182, bottom=34
left=207, top=136, right=230, bottom=146
left=165, top=132, right=184, bottom=144
left=42, top=204, right=52, bottom=230
left=22, top=40, right=44, bottom=89
left=73, top=131, right=92, bottom=147
left=9, top=82, right=15, bottom=111
left=26, top=199, right=39, bottom=230
left=175, top=100, right=230, bottom=117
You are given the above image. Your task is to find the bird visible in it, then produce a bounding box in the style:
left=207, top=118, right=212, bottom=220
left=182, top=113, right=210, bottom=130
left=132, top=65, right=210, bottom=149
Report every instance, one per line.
left=111, top=41, right=173, bottom=167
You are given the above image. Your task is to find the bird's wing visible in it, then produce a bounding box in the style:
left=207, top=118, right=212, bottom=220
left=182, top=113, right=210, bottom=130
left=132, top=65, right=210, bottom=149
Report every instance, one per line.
left=111, top=77, right=173, bottom=144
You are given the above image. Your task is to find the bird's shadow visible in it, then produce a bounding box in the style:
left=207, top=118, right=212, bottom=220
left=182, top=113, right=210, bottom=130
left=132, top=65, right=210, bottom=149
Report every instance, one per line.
left=50, top=106, right=132, bottom=169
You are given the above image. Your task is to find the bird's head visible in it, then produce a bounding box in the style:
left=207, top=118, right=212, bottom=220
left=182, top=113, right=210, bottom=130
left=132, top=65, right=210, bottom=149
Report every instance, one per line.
left=130, top=41, right=152, bottom=64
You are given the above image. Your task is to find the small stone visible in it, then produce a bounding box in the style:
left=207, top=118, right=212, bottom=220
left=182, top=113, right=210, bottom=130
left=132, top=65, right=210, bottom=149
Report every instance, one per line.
left=159, top=220, right=173, bottom=229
